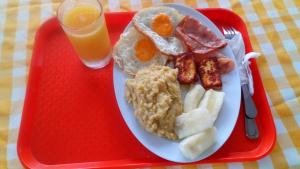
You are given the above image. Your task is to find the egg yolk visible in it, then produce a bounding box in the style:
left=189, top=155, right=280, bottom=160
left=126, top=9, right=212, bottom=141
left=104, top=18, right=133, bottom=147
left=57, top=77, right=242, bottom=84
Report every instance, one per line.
left=151, top=13, right=173, bottom=37
left=135, top=38, right=156, bottom=62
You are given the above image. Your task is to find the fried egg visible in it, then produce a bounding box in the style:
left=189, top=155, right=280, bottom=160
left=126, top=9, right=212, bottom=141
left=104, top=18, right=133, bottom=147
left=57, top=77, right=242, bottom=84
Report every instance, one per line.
left=133, top=6, right=186, bottom=55
left=113, top=27, right=167, bottom=76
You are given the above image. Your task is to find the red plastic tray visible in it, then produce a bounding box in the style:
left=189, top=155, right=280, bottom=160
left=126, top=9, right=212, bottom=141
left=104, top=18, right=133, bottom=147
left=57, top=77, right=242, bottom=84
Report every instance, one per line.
left=18, top=8, right=276, bottom=169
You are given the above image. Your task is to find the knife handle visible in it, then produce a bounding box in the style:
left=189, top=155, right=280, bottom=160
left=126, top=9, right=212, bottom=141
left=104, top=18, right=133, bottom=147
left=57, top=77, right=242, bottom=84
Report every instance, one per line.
left=245, top=116, right=259, bottom=139
left=242, top=84, right=257, bottom=118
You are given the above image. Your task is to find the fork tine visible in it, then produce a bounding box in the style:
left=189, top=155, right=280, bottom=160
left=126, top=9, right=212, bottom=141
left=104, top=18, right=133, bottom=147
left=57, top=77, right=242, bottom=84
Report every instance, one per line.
left=224, top=27, right=228, bottom=34
left=230, top=27, right=235, bottom=38
left=229, top=27, right=235, bottom=36
left=227, top=27, right=233, bottom=39
left=221, top=26, right=225, bottom=33
left=230, top=27, right=238, bottom=35
left=233, top=27, right=239, bottom=35
left=221, top=26, right=226, bottom=36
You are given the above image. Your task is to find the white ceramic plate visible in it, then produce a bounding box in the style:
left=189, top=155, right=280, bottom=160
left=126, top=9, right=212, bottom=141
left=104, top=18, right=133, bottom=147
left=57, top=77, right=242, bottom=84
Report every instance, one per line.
left=113, top=3, right=241, bottom=163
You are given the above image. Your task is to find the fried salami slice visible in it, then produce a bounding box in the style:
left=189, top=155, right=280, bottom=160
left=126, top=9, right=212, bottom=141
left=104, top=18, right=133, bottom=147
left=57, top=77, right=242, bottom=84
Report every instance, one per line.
left=217, top=57, right=235, bottom=74
left=196, top=57, right=222, bottom=90
left=174, top=53, right=197, bottom=84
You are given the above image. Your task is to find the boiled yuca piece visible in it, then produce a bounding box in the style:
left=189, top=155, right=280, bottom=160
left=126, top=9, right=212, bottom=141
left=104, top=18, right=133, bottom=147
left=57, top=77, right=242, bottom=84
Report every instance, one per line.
left=198, top=89, right=225, bottom=122
left=175, top=107, right=214, bottom=139
left=184, top=84, right=205, bottom=112
left=179, top=127, right=216, bottom=159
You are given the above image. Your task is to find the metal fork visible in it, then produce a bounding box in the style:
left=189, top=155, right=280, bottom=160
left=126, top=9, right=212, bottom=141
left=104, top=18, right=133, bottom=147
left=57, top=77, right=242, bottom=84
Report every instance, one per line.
left=222, top=26, right=237, bottom=40
left=222, top=26, right=259, bottom=139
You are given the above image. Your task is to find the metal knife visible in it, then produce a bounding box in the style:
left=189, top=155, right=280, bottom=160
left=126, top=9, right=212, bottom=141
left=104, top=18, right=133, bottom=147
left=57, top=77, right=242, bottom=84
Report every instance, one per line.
left=226, top=30, right=260, bottom=139
left=242, top=84, right=259, bottom=139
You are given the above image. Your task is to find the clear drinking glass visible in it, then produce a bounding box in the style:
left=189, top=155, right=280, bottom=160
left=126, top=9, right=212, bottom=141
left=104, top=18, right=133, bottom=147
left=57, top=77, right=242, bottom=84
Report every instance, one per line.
left=57, top=0, right=111, bottom=69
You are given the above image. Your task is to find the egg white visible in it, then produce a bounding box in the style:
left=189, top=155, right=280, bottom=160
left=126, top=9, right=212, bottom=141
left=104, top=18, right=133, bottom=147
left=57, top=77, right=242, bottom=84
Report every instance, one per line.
left=113, top=27, right=167, bottom=76
left=133, top=6, right=186, bottom=55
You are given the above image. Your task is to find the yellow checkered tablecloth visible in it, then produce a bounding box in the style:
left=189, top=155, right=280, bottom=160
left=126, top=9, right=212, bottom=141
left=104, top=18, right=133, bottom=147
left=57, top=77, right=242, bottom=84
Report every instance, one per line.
left=0, top=0, right=300, bottom=168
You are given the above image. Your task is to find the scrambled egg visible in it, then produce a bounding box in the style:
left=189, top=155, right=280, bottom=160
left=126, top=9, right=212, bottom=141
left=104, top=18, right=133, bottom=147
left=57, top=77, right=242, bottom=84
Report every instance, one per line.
left=125, top=65, right=183, bottom=140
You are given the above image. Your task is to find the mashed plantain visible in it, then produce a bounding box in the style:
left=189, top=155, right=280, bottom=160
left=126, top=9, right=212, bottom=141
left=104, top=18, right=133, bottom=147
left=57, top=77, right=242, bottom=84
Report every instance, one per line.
left=125, top=65, right=183, bottom=140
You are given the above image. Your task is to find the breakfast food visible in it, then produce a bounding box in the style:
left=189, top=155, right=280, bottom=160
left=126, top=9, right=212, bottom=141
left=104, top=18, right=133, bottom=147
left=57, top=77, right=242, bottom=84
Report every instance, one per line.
left=133, top=6, right=186, bottom=55
left=125, top=65, right=183, bottom=140
left=176, top=89, right=224, bottom=139
left=197, top=57, right=222, bottom=90
left=173, top=15, right=234, bottom=89
left=175, top=16, right=227, bottom=54
left=179, top=127, right=216, bottom=159
left=176, top=89, right=224, bottom=158
left=175, top=107, right=214, bottom=139
left=199, top=89, right=225, bottom=122
left=113, top=27, right=167, bottom=75
left=173, top=51, right=234, bottom=87
left=174, top=53, right=197, bottom=84
left=113, top=5, right=236, bottom=160
left=194, top=52, right=235, bottom=75
left=184, top=84, right=205, bottom=112
left=217, top=57, right=235, bottom=74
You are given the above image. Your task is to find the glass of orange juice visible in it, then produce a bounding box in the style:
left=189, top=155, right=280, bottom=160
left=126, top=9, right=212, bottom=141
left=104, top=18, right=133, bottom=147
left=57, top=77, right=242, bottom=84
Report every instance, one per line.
left=57, top=0, right=111, bottom=69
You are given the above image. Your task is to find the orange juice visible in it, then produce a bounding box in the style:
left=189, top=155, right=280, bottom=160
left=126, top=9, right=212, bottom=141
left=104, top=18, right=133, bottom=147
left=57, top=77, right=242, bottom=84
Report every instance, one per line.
left=62, top=5, right=111, bottom=62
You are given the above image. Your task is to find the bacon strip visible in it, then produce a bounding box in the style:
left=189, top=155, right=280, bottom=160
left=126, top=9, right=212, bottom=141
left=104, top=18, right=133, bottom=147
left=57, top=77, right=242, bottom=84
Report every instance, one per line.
left=175, top=16, right=227, bottom=54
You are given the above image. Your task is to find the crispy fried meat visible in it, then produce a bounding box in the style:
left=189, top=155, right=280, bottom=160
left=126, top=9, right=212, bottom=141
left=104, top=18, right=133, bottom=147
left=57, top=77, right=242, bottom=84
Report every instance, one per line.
left=174, top=53, right=197, bottom=84
left=196, top=57, right=222, bottom=90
